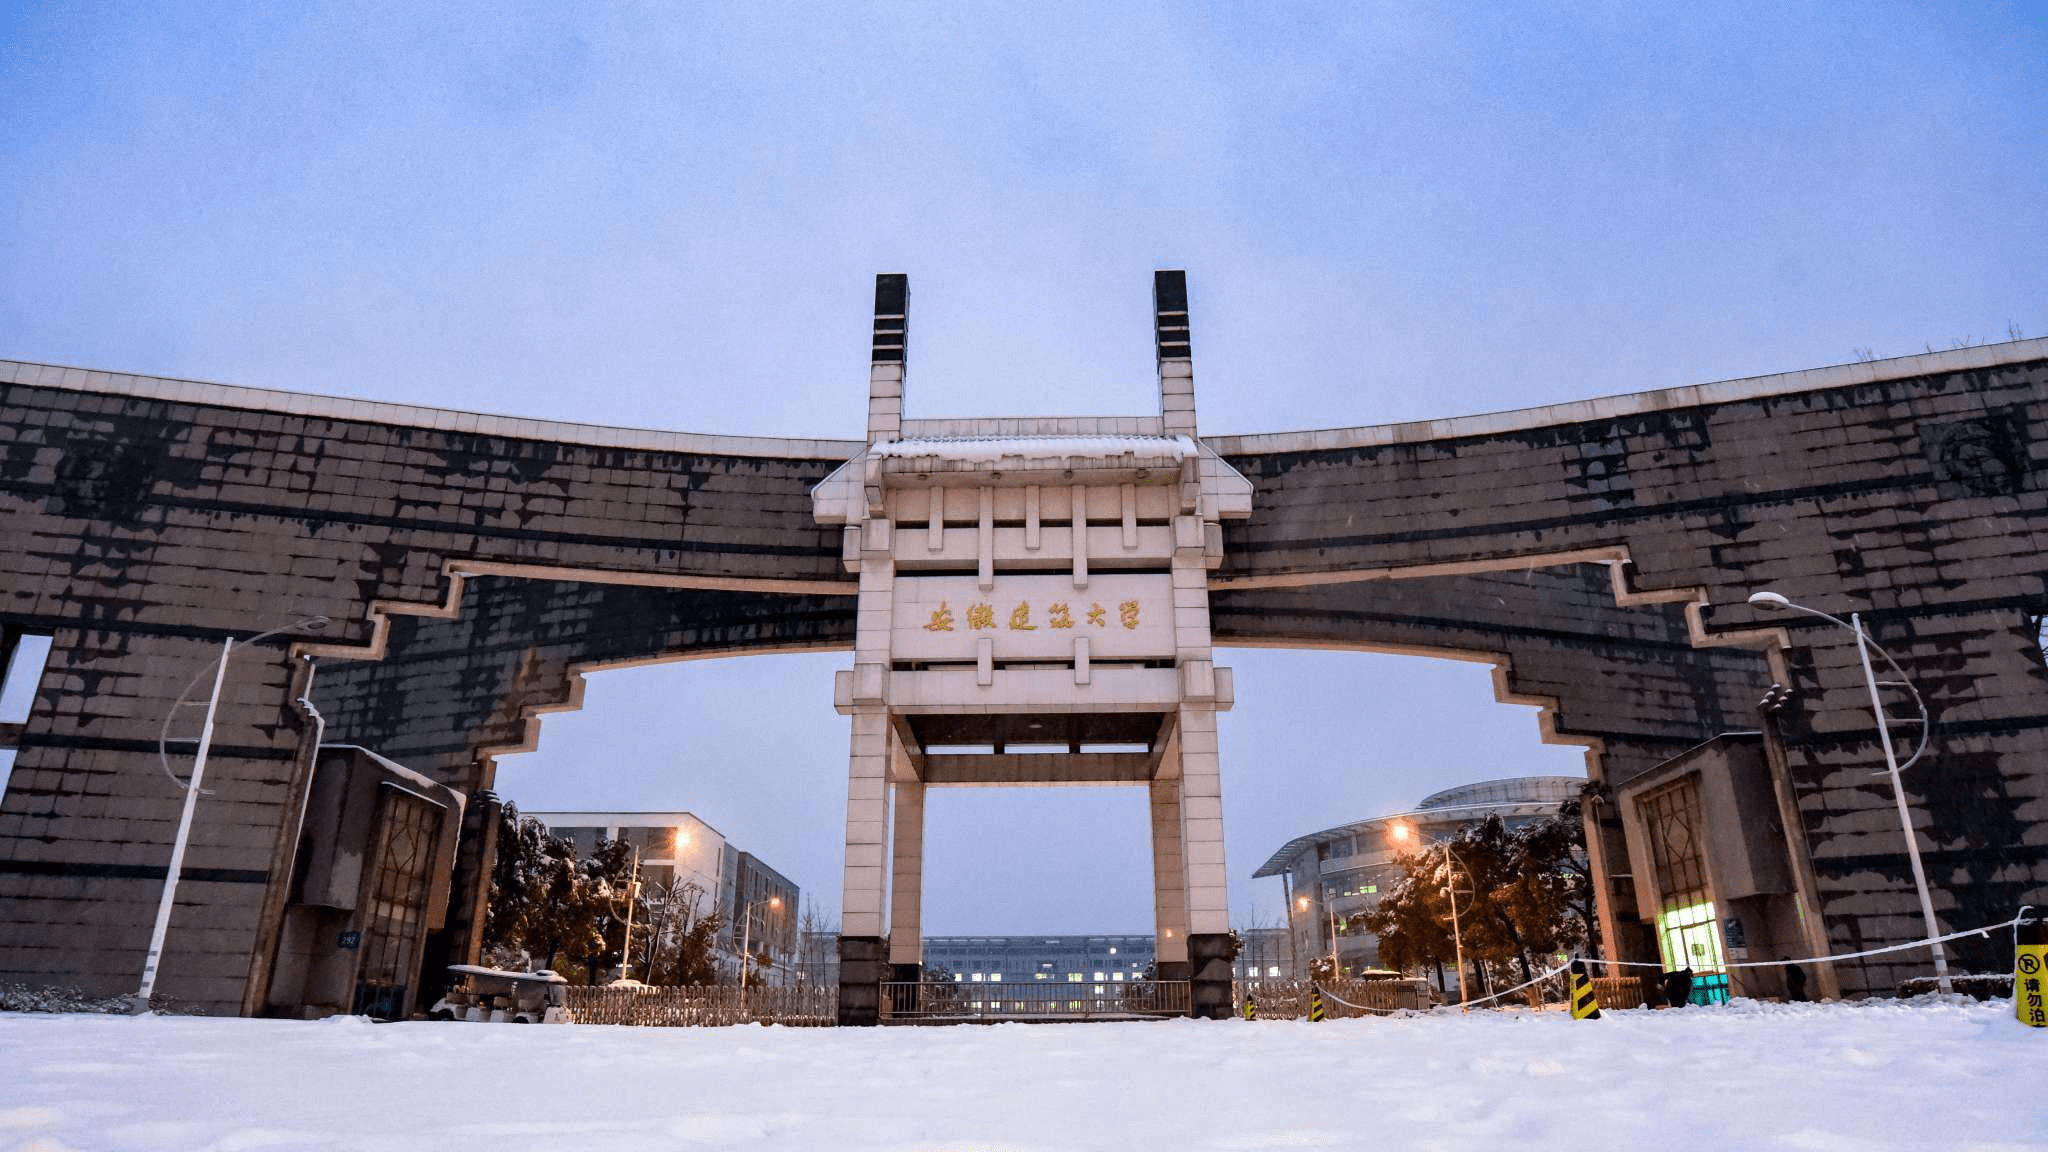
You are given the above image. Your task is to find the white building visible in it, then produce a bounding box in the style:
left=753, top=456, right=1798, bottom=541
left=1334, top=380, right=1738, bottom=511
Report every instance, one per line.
left=1252, top=776, right=1585, bottom=986
left=521, top=810, right=800, bottom=982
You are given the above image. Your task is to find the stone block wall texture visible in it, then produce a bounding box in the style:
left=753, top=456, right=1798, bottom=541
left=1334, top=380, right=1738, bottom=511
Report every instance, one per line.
left=1212, top=350, right=2048, bottom=991
left=0, top=368, right=852, bottom=1012
left=2, top=343, right=2045, bottom=1007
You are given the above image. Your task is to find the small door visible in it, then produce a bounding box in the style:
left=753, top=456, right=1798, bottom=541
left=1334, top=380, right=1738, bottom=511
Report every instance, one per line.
left=1641, top=776, right=1730, bottom=1005
left=350, top=789, right=441, bottom=1018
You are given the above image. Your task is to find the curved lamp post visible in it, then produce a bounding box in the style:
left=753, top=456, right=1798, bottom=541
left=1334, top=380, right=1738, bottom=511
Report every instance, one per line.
left=1295, top=893, right=1341, bottom=983
left=1749, top=590, right=1950, bottom=994
left=610, top=842, right=644, bottom=984
left=736, top=894, right=783, bottom=1017
left=1390, top=822, right=1471, bottom=1009
left=136, top=615, right=328, bottom=1009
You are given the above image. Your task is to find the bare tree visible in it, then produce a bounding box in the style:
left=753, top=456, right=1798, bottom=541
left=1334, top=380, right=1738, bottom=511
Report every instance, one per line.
left=794, top=902, right=839, bottom=990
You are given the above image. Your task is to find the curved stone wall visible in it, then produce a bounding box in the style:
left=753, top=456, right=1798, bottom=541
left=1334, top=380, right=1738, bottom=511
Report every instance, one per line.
left=2, top=336, right=2045, bottom=1007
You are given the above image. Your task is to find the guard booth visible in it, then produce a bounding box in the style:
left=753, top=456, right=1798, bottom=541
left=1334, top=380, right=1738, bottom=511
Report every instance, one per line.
left=814, top=272, right=1254, bottom=1023
left=1616, top=733, right=1826, bottom=1002
left=262, top=745, right=466, bottom=1019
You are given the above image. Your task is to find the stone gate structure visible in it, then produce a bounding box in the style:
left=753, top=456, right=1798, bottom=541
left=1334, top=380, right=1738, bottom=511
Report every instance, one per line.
left=813, top=274, right=1253, bottom=1020
left=1, top=271, right=2044, bottom=1017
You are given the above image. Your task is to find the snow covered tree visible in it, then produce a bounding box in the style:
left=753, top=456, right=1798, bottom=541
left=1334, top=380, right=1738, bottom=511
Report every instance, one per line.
left=482, top=803, right=579, bottom=966
left=480, top=805, right=648, bottom=983
left=1361, top=798, right=1592, bottom=987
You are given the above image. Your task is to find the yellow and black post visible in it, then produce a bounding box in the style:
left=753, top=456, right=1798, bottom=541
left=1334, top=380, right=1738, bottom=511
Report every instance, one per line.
left=1308, top=984, right=1326, bottom=1022
left=1242, top=994, right=1257, bottom=1021
left=1569, top=959, right=1601, bottom=1020
left=2017, top=916, right=2046, bottom=1029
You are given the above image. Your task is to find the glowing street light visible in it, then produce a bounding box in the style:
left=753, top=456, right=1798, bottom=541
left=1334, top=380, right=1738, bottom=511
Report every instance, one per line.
left=1389, top=821, right=1471, bottom=1009
left=1749, top=589, right=1949, bottom=994
left=1296, top=893, right=1342, bottom=983
left=737, top=894, right=783, bottom=1017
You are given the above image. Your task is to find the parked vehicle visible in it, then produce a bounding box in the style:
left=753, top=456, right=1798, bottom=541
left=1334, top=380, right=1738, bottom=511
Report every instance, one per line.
left=427, top=965, right=573, bottom=1024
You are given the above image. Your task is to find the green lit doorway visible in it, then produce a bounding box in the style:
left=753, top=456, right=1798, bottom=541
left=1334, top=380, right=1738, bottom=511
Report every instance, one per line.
left=1641, top=777, right=1730, bottom=1005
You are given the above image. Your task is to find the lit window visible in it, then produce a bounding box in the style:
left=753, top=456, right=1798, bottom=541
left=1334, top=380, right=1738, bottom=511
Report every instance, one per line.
left=1267, top=966, right=1279, bottom=977
left=971, top=973, right=983, bottom=982
left=1113, top=972, right=1125, bottom=982
left=1108, top=947, right=1117, bottom=955
left=1034, top=972, right=1046, bottom=980
left=1093, top=971, right=1105, bottom=981
left=1093, top=985, right=1105, bottom=995
left=990, top=973, right=1002, bottom=982
left=953, top=973, right=963, bottom=982
left=1067, top=973, right=1082, bottom=983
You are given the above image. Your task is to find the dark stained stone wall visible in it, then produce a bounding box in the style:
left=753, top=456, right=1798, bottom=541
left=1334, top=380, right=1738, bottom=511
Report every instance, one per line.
left=2, top=344, right=2044, bottom=1008
left=1211, top=353, right=2048, bottom=990
left=0, top=372, right=855, bottom=1012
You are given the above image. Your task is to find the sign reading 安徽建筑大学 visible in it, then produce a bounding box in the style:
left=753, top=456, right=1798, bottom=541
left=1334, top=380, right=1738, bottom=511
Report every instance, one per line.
left=890, top=573, right=1176, bottom=663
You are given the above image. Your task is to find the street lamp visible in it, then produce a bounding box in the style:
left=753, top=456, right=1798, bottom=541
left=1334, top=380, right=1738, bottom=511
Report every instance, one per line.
left=136, top=615, right=328, bottom=1010
left=736, top=894, right=783, bottom=1017
left=611, top=842, right=644, bottom=984
left=1749, top=589, right=1950, bottom=994
left=1391, top=821, right=1471, bottom=1009
left=1295, top=893, right=1341, bottom=982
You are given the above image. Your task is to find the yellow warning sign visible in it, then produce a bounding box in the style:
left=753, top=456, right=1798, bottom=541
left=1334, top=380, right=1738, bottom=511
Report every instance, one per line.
left=2017, top=940, right=2046, bottom=1029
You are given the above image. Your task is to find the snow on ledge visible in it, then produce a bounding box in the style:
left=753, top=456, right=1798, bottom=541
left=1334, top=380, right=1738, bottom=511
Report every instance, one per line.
left=872, top=434, right=1197, bottom=462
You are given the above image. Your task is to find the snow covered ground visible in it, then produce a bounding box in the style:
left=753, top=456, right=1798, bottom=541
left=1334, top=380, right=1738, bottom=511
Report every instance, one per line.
left=2, top=998, right=2043, bottom=1152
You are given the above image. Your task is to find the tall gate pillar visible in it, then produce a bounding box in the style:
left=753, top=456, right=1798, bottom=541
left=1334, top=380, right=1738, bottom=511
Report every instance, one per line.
left=1149, top=774, right=1190, bottom=972
left=816, top=271, right=1254, bottom=1022
left=888, top=776, right=926, bottom=982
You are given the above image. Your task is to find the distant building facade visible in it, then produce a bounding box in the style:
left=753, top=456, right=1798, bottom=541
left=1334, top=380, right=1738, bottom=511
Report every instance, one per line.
left=1234, top=926, right=1295, bottom=982
left=1253, top=776, right=1584, bottom=987
left=523, top=810, right=800, bottom=983
left=921, top=935, right=1157, bottom=986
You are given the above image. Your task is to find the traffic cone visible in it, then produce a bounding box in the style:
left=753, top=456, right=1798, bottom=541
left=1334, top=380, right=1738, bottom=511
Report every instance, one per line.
left=1308, top=984, right=1326, bottom=1022
left=2017, top=917, right=2046, bottom=1029
left=1242, top=994, right=1257, bottom=1021
left=1569, top=959, right=1601, bottom=1020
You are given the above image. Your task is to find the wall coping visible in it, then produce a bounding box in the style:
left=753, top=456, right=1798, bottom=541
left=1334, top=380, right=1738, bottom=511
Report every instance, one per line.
left=0, top=358, right=867, bottom=461
left=1203, top=338, right=2048, bottom=455
left=10, top=335, right=2046, bottom=464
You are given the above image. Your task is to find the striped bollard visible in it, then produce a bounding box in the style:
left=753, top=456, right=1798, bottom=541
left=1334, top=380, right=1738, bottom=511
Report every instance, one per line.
left=1308, top=984, right=1326, bottom=1022
left=1242, top=994, right=1257, bottom=1021
left=2018, top=917, right=2046, bottom=1028
left=1569, top=959, right=1601, bottom=1020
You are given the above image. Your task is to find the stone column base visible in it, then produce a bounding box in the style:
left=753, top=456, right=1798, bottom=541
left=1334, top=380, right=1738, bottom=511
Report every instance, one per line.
left=837, top=936, right=887, bottom=1026
left=1187, top=932, right=1235, bottom=1020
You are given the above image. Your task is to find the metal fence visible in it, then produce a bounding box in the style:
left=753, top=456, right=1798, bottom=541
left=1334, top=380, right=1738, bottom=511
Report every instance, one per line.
left=882, top=979, right=1191, bottom=1022
left=563, top=984, right=835, bottom=1027
left=1589, top=975, right=1646, bottom=1011
left=1236, top=978, right=1434, bottom=1019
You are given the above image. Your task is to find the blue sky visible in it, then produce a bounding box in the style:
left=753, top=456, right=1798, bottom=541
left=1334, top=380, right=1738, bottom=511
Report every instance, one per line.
left=4, top=2, right=2043, bottom=932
